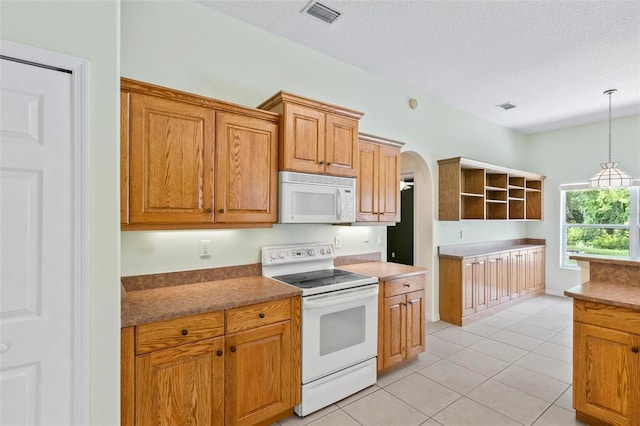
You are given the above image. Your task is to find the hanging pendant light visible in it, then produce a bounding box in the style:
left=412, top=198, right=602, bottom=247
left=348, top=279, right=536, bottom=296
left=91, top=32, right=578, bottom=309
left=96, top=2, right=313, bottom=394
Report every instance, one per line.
left=588, top=89, right=633, bottom=188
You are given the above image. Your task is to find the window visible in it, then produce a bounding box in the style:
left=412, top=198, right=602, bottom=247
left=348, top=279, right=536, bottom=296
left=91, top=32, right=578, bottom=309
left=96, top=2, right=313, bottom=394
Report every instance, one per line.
left=560, top=184, right=639, bottom=268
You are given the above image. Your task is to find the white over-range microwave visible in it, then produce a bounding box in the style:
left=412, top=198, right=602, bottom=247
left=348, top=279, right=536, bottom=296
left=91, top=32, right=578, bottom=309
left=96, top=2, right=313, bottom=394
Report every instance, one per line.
left=279, top=171, right=356, bottom=224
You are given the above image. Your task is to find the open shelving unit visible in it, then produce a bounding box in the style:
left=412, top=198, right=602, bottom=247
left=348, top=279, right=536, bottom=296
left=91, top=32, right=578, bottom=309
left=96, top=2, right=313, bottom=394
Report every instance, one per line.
left=438, top=157, right=545, bottom=221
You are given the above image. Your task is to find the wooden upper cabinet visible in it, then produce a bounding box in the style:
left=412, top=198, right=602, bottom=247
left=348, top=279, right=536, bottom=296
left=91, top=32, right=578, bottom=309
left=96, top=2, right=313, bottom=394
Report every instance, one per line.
left=120, top=78, right=280, bottom=229
left=258, top=91, right=363, bottom=177
left=325, top=113, right=359, bottom=177
left=215, top=112, right=278, bottom=223
left=356, top=133, right=403, bottom=222
left=120, top=91, right=130, bottom=225
left=438, top=157, right=545, bottom=221
left=129, top=92, right=215, bottom=225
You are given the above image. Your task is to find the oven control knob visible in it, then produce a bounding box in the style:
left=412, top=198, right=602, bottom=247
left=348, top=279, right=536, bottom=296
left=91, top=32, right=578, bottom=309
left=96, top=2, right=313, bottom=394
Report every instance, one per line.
left=326, top=248, right=332, bottom=254
left=320, top=248, right=325, bottom=254
left=307, top=249, right=314, bottom=256
left=270, top=252, right=277, bottom=260
left=278, top=251, right=285, bottom=259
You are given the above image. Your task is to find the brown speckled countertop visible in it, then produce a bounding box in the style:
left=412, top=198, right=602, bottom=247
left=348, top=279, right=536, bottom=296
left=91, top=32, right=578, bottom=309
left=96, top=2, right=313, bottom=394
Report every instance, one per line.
left=570, top=254, right=640, bottom=268
left=340, top=262, right=427, bottom=280
left=564, top=281, right=640, bottom=311
left=122, top=276, right=300, bottom=327
left=439, top=238, right=545, bottom=259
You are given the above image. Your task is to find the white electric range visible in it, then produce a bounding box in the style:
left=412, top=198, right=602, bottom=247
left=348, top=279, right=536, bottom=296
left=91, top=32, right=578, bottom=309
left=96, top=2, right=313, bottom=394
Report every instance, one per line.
left=262, top=242, right=379, bottom=417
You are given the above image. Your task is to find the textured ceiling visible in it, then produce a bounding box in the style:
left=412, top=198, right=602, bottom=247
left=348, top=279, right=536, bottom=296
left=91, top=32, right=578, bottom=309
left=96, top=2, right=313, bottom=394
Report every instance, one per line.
left=199, top=0, right=640, bottom=134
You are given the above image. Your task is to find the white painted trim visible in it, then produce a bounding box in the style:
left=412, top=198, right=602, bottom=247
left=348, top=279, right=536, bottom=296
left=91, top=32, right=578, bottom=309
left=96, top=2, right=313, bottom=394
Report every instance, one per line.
left=0, top=39, right=89, bottom=426
left=545, top=289, right=570, bottom=298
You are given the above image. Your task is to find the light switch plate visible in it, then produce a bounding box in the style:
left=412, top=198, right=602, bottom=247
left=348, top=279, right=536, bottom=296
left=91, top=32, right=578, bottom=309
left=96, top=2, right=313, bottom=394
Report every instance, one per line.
left=200, top=240, right=211, bottom=257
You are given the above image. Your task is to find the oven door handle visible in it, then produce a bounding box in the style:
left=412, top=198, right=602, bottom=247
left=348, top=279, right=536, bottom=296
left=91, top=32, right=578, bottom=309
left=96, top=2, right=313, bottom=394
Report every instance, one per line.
left=304, top=285, right=378, bottom=308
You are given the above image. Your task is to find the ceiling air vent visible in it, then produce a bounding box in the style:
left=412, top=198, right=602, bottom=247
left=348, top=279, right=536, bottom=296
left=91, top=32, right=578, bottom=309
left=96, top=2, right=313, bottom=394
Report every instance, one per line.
left=497, top=102, right=517, bottom=110
left=304, top=1, right=341, bottom=24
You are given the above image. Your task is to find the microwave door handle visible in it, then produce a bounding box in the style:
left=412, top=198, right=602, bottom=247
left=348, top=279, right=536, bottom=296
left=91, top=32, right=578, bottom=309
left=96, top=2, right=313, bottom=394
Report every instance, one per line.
left=337, top=189, right=342, bottom=219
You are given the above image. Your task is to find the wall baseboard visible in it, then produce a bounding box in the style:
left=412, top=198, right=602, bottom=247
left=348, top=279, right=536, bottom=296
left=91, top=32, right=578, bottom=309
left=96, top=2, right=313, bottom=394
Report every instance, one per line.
left=545, top=289, right=570, bottom=297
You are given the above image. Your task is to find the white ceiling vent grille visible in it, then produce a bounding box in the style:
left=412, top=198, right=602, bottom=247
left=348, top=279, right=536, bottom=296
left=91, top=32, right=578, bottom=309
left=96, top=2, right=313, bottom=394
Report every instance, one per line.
left=497, top=102, right=517, bottom=110
left=304, top=1, right=341, bottom=24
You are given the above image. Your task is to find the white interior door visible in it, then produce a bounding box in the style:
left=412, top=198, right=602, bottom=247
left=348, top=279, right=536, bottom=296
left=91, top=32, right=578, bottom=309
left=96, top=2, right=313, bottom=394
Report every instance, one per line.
left=0, top=56, right=76, bottom=425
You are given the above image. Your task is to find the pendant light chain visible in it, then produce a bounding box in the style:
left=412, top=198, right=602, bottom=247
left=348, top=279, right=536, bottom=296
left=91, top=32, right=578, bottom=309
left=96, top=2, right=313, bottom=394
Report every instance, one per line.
left=588, top=88, right=632, bottom=188
left=608, top=89, right=612, bottom=163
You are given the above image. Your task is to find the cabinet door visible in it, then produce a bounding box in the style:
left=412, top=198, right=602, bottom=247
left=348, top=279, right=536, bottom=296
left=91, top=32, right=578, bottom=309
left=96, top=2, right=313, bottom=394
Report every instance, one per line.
left=405, top=290, right=425, bottom=359
left=215, top=112, right=278, bottom=223
left=474, top=257, right=488, bottom=312
left=486, top=255, right=500, bottom=308
left=226, top=321, right=292, bottom=426
left=462, top=258, right=476, bottom=316
left=356, top=141, right=378, bottom=221
left=532, top=248, right=545, bottom=290
left=525, top=249, right=537, bottom=293
left=510, top=251, right=525, bottom=299
left=325, top=113, right=358, bottom=177
left=497, top=252, right=511, bottom=303
left=574, top=323, right=639, bottom=425
left=377, top=144, right=401, bottom=222
left=382, top=294, right=406, bottom=370
left=121, top=90, right=130, bottom=225
left=135, top=337, right=224, bottom=426
left=129, top=93, right=214, bottom=224
left=281, top=103, right=325, bottom=174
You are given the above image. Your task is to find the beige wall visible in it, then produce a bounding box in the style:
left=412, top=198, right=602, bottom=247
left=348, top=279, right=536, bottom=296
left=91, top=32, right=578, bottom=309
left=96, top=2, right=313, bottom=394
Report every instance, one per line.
left=1, top=1, right=120, bottom=424
left=120, top=0, right=531, bottom=323
left=526, top=114, right=640, bottom=294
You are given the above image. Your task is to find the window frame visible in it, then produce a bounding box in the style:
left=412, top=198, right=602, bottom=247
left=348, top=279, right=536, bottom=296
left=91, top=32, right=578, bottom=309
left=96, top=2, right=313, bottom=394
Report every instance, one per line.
left=560, top=182, right=639, bottom=269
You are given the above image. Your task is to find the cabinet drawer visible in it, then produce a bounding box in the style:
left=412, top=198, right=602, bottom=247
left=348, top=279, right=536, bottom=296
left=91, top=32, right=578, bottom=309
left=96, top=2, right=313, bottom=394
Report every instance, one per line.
left=574, top=299, right=640, bottom=335
left=136, top=311, right=224, bottom=355
left=384, top=275, right=425, bottom=298
left=226, top=298, right=291, bottom=333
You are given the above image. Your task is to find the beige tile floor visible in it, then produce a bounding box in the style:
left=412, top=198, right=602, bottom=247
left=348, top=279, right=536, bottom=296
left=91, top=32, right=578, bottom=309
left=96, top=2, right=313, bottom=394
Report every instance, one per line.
left=276, top=295, right=587, bottom=426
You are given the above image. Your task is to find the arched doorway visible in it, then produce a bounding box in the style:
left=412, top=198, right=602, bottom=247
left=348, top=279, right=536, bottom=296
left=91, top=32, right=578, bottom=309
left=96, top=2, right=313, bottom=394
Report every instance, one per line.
left=396, top=151, right=437, bottom=321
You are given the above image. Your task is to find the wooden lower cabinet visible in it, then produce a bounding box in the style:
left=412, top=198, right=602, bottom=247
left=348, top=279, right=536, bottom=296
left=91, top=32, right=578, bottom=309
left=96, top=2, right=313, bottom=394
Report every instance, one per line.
left=439, top=246, right=545, bottom=326
left=573, top=300, right=640, bottom=425
left=135, top=337, right=225, bottom=426
left=226, top=322, right=292, bottom=426
left=122, top=297, right=300, bottom=426
left=380, top=275, right=425, bottom=373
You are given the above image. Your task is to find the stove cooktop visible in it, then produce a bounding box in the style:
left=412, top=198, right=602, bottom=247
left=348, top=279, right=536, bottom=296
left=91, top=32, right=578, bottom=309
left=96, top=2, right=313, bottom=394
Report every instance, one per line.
left=273, top=268, right=373, bottom=289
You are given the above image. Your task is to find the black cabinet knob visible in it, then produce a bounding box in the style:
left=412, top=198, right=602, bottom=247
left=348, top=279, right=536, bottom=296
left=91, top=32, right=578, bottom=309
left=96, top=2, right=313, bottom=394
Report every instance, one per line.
left=230, top=346, right=236, bottom=353
left=403, top=283, right=410, bottom=287
left=219, top=208, right=225, bottom=213
left=216, top=350, right=223, bottom=357
left=181, top=329, right=188, bottom=336
left=632, top=347, right=639, bottom=353
left=319, top=160, right=325, bottom=165
left=206, top=208, right=212, bottom=213
left=259, top=313, right=265, bottom=319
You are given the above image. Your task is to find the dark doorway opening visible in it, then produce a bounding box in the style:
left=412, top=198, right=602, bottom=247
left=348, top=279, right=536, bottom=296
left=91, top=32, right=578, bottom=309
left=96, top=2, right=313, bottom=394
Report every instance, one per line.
left=387, top=177, right=414, bottom=265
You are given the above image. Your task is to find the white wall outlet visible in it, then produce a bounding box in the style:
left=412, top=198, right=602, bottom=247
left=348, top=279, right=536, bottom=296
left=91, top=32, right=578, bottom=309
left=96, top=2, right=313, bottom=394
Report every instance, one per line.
left=334, top=236, right=342, bottom=249
left=363, top=232, right=369, bottom=243
left=377, top=235, right=382, bottom=245
left=459, top=230, right=464, bottom=239
left=200, top=240, right=211, bottom=258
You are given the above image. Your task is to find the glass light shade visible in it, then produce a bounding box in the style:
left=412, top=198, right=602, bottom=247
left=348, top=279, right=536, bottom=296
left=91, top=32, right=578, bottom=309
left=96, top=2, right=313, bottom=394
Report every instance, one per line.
left=588, top=162, right=633, bottom=188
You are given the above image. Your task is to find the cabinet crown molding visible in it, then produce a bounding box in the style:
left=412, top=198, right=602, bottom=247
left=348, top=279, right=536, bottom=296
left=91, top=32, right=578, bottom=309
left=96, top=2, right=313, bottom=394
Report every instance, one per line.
left=258, top=91, right=364, bottom=120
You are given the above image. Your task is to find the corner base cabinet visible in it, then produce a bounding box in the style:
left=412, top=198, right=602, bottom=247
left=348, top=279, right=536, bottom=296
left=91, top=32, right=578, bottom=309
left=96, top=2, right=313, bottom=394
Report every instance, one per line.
left=381, top=276, right=425, bottom=372
left=339, top=262, right=427, bottom=375
left=121, top=297, right=301, bottom=426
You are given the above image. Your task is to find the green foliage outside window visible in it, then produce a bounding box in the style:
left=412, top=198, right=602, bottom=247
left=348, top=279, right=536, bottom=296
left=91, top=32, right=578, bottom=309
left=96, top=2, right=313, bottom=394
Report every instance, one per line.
left=565, top=189, right=631, bottom=258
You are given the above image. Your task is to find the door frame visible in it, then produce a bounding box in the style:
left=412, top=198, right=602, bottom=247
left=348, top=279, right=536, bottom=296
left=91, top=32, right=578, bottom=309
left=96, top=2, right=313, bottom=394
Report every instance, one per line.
left=1, top=39, right=89, bottom=424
